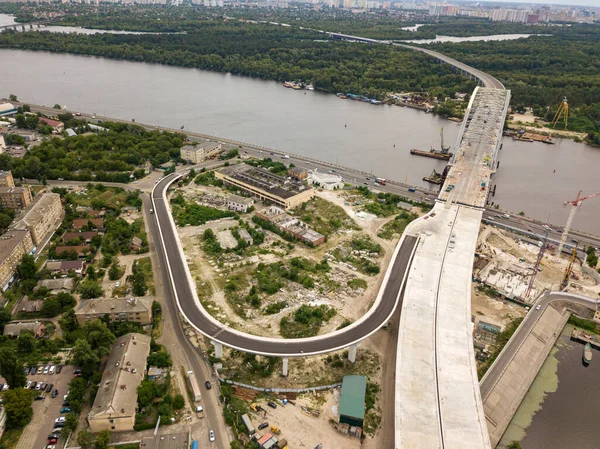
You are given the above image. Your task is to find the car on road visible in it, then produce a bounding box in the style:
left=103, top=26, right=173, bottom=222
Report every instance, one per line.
left=205, top=381, right=212, bottom=390
left=46, top=383, right=54, bottom=393
left=51, top=389, right=58, bottom=398
left=314, top=444, right=322, bottom=449
left=209, top=430, right=215, bottom=442
left=366, top=177, right=370, bottom=180
left=536, top=305, right=541, bottom=310
left=60, top=407, right=71, bottom=413
left=363, top=182, right=368, bottom=185
left=258, top=422, right=269, bottom=430
left=267, top=401, right=277, bottom=409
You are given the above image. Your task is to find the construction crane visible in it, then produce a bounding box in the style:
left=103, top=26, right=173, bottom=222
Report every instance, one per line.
left=561, top=243, right=578, bottom=289
left=556, top=190, right=600, bottom=256
left=552, top=97, right=569, bottom=129
left=440, top=127, right=451, bottom=154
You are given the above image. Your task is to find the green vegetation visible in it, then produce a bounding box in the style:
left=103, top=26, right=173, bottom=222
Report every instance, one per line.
left=378, top=211, right=418, bottom=240
left=330, top=236, right=381, bottom=275
left=293, top=196, right=359, bottom=237
left=347, top=278, right=368, bottom=290
left=171, top=194, right=237, bottom=226
left=586, top=246, right=598, bottom=268
left=264, top=301, right=288, bottom=315
left=0, top=121, right=184, bottom=182
left=477, top=317, right=523, bottom=379
left=477, top=283, right=500, bottom=299
left=135, top=373, right=181, bottom=430
left=2, top=388, right=35, bottom=429
left=568, top=315, right=600, bottom=335
left=194, top=170, right=223, bottom=187
left=246, top=157, right=288, bottom=176
left=280, top=304, right=336, bottom=338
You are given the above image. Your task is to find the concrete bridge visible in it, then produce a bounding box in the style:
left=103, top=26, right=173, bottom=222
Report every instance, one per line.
left=0, top=21, right=51, bottom=32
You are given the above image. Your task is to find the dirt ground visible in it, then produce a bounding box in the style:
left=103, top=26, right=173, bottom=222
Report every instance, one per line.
left=249, top=391, right=361, bottom=449
left=100, top=253, right=149, bottom=297
left=471, top=286, right=527, bottom=330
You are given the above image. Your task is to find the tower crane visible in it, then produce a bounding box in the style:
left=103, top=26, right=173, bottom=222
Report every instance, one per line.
left=556, top=190, right=600, bottom=256
left=552, top=97, right=569, bottom=129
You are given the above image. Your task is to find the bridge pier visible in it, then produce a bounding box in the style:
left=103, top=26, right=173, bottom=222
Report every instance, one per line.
left=347, top=343, right=358, bottom=363
left=282, top=357, right=288, bottom=377
left=21, top=25, right=25, bottom=31
left=211, top=341, right=223, bottom=359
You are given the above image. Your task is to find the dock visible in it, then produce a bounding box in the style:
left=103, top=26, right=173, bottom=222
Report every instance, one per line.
left=410, top=149, right=452, bottom=161
left=522, top=132, right=554, bottom=144
left=571, top=328, right=600, bottom=350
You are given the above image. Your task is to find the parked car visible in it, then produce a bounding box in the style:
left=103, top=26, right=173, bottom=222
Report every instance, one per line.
left=209, top=430, right=215, bottom=442
left=48, top=438, right=58, bottom=445
left=62, top=401, right=69, bottom=407
left=0, top=384, right=4, bottom=391
left=48, top=434, right=60, bottom=440
left=46, top=383, right=54, bottom=393
left=55, top=417, right=66, bottom=423
left=30, top=366, right=37, bottom=375
left=267, top=402, right=277, bottom=409
left=45, top=445, right=56, bottom=449
left=26, top=381, right=32, bottom=389
left=35, top=383, right=42, bottom=391
left=51, top=429, right=62, bottom=435
left=258, top=422, right=269, bottom=430
left=49, top=366, right=56, bottom=375
left=39, top=383, right=47, bottom=391
left=56, top=365, right=63, bottom=374
left=43, top=366, right=49, bottom=375
left=53, top=422, right=66, bottom=428
left=2, top=384, right=8, bottom=391
left=73, top=369, right=81, bottom=375
left=30, top=382, right=37, bottom=390
left=205, top=381, right=212, bottom=390
left=24, top=366, right=31, bottom=375
left=60, top=407, right=71, bottom=413
left=51, top=389, right=59, bottom=398
left=35, top=395, right=45, bottom=401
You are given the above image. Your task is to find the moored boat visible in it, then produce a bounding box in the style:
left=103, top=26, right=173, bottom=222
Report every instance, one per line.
left=583, top=342, right=592, bottom=365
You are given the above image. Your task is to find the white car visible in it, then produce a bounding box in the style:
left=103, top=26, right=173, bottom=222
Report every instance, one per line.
left=55, top=417, right=66, bottom=423
left=209, top=430, right=215, bottom=442
left=43, top=366, right=49, bottom=375
left=26, top=381, right=32, bottom=389
left=49, top=366, right=56, bottom=375
left=535, top=305, right=541, bottom=310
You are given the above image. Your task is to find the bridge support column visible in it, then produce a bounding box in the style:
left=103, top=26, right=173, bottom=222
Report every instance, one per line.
left=282, top=357, right=289, bottom=377
left=347, top=344, right=358, bottom=363
left=211, top=341, right=223, bottom=359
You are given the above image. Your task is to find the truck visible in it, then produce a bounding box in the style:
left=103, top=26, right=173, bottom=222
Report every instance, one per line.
left=241, top=414, right=255, bottom=436
left=195, top=405, right=204, bottom=419
left=186, top=371, right=202, bottom=402
left=375, top=177, right=386, bottom=186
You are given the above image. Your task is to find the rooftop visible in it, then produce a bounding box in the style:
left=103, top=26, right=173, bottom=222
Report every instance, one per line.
left=340, top=375, right=366, bottom=420
left=3, top=321, right=42, bottom=337
left=46, top=260, right=85, bottom=271
left=219, top=164, right=309, bottom=200
left=37, top=278, right=75, bottom=291
left=140, top=431, right=191, bottom=449
left=228, top=195, right=254, bottom=205
left=0, top=230, right=31, bottom=262
left=62, top=231, right=98, bottom=242
left=76, top=296, right=153, bottom=316
left=12, top=193, right=61, bottom=229
left=89, top=333, right=151, bottom=421
left=0, top=186, right=29, bottom=195
left=38, top=117, right=63, bottom=128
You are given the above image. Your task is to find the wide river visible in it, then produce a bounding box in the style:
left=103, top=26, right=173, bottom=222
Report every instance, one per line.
left=0, top=44, right=598, bottom=234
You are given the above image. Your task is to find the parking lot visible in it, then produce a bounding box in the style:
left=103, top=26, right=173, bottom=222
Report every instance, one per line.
left=4, top=364, right=75, bottom=449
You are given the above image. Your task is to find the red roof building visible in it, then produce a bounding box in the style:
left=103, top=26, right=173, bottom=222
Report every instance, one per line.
left=38, top=117, right=64, bottom=133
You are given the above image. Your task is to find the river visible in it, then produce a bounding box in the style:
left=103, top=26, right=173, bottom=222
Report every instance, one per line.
left=499, top=324, right=600, bottom=449
left=401, top=33, right=548, bottom=44
left=0, top=44, right=598, bottom=234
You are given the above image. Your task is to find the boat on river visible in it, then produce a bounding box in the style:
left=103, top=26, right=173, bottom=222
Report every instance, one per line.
left=583, top=342, right=592, bottom=365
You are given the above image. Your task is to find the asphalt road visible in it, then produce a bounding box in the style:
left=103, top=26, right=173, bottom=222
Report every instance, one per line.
left=480, top=291, right=600, bottom=400
left=151, top=172, right=418, bottom=356
left=142, top=192, right=230, bottom=449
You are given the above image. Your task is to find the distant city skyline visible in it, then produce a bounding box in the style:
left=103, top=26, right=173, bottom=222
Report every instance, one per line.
left=480, top=0, right=600, bottom=7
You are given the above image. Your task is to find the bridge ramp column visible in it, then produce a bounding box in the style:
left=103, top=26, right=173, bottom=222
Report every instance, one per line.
left=348, top=343, right=358, bottom=363
left=211, top=341, right=223, bottom=359
left=282, top=357, right=289, bottom=377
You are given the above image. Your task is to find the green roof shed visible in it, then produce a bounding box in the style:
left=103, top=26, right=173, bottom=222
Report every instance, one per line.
left=339, top=375, right=366, bottom=427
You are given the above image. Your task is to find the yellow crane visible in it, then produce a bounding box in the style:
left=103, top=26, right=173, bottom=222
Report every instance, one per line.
left=552, top=97, right=569, bottom=129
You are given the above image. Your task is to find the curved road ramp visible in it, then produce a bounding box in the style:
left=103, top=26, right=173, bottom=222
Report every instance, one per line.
left=395, top=87, right=510, bottom=449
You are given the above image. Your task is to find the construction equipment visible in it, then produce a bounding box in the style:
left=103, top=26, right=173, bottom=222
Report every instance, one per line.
left=526, top=231, right=548, bottom=298
left=556, top=190, right=600, bottom=256
left=270, top=425, right=281, bottom=434
left=440, top=127, right=451, bottom=154
left=552, top=97, right=569, bottom=129
left=561, top=243, right=578, bottom=289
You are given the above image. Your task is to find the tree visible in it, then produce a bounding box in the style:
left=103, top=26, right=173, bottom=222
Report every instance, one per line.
left=0, top=308, right=11, bottom=333
left=17, top=332, right=35, bottom=353
left=72, top=339, right=99, bottom=377
left=64, top=412, right=79, bottom=434
left=3, top=388, right=34, bottom=428
left=507, top=443, right=523, bottom=449
left=173, top=394, right=185, bottom=410
left=59, top=308, right=79, bottom=335
left=53, top=104, right=62, bottom=110
left=0, top=348, right=26, bottom=388
left=86, top=265, right=98, bottom=281
left=95, top=430, right=111, bottom=449
left=79, top=280, right=103, bottom=299
left=108, top=260, right=122, bottom=281
left=76, top=429, right=94, bottom=449
left=137, top=380, right=157, bottom=407
left=83, top=319, right=115, bottom=357
left=8, top=94, right=17, bottom=101
left=17, top=254, right=36, bottom=280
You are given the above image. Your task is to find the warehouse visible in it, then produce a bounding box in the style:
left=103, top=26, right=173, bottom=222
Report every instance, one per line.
left=0, top=103, right=16, bottom=117
left=339, top=375, right=366, bottom=428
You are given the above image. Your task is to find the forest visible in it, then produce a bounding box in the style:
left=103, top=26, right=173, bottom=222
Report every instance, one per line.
left=0, top=122, right=184, bottom=181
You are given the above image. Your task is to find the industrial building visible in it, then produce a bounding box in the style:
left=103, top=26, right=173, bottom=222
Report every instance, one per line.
left=339, top=375, right=366, bottom=428
left=88, top=333, right=151, bottom=433
left=216, top=164, right=314, bottom=210
left=0, top=103, right=16, bottom=117
left=255, top=206, right=325, bottom=246
left=0, top=230, right=34, bottom=291
left=180, top=142, right=222, bottom=164
left=288, top=166, right=308, bottom=180
left=75, top=297, right=154, bottom=326
left=11, top=192, right=64, bottom=246
left=307, top=171, right=344, bottom=190
left=227, top=194, right=254, bottom=213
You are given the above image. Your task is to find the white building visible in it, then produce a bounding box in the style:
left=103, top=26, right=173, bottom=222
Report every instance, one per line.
left=308, top=171, right=344, bottom=190
left=227, top=195, right=254, bottom=213
left=180, top=142, right=222, bottom=164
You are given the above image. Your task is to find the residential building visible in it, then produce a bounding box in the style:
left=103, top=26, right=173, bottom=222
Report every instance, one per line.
left=0, top=230, right=34, bottom=291
left=15, top=296, right=44, bottom=314
left=0, top=171, right=14, bottom=187
left=75, top=297, right=153, bottom=326
left=62, top=231, right=98, bottom=244
left=0, top=405, right=6, bottom=440
left=256, top=206, right=325, bottom=246
left=3, top=321, right=44, bottom=338
left=55, top=245, right=91, bottom=258
left=38, top=117, right=64, bottom=133
left=140, top=431, right=191, bottom=449
left=339, top=375, right=366, bottom=428
left=0, top=135, right=5, bottom=153
left=308, top=171, right=344, bottom=190
left=227, top=195, right=254, bottom=213
left=88, top=333, right=151, bottom=432
left=11, top=193, right=64, bottom=246
left=179, top=142, right=222, bottom=164
left=46, top=259, right=86, bottom=274
left=288, top=167, right=308, bottom=180
left=216, top=164, right=314, bottom=210
left=36, top=278, right=75, bottom=294
left=72, top=218, right=104, bottom=230
left=147, top=366, right=163, bottom=380
left=0, top=186, right=33, bottom=210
